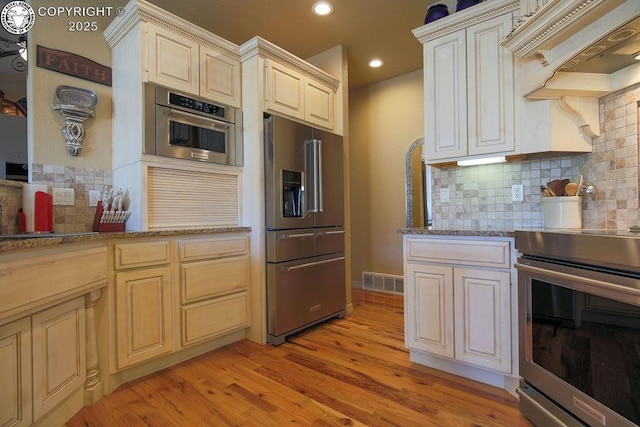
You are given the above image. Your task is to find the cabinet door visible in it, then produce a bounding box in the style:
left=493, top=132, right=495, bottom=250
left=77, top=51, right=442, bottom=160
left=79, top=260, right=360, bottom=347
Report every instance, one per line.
left=424, top=31, right=467, bottom=161
left=405, top=263, right=454, bottom=358
left=147, top=24, right=199, bottom=95
left=264, top=59, right=305, bottom=121
left=200, top=45, right=241, bottom=107
left=0, top=318, right=32, bottom=427
left=466, top=13, right=515, bottom=156
left=32, top=297, right=86, bottom=421
left=115, top=267, right=173, bottom=369
left=305, top=78, right=334, bottom=130
left=454, top=268, right=511, bottom=373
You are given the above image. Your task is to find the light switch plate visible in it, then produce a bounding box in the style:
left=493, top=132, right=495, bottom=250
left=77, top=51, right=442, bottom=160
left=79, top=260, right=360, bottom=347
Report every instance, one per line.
left=53, top=188, right=75, bottom=206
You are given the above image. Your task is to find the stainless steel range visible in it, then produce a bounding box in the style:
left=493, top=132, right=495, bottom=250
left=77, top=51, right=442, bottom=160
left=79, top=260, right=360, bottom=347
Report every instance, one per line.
left=515, top=230, right=640, bottom=427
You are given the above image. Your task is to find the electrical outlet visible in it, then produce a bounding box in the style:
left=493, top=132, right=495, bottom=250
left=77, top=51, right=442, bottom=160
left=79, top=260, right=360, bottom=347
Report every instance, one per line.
left=89, top=190, right=101, bottom=207
left=53, top=188, right=75, bottom=206
left=440, top=188, right=449, bottom=203
left=512, top=184, right=524, bottom=202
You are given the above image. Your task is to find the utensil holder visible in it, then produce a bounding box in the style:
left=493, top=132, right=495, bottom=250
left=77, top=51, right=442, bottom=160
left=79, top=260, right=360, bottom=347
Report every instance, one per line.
left=542, top=196, right=582, bottom=229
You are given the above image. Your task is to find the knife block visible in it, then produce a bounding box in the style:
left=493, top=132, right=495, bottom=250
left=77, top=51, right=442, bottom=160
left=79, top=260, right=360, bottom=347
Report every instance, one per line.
left=92, top=201, right=126, bottom=232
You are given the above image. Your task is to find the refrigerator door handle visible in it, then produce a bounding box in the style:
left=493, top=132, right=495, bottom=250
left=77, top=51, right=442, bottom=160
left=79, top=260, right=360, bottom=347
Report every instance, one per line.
left=317, top=139, right=324, bottom=212
left=282, top=256, right=346, bottom=271
left=304, top=139, right=321, bottom=213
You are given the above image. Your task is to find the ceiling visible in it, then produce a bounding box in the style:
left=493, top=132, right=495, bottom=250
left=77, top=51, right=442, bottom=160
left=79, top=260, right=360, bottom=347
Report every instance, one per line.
left=145, top=0, right=455, bottom=89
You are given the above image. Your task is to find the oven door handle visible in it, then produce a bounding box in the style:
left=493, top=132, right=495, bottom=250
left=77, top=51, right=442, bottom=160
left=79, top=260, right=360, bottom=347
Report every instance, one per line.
left=167, top=108, right=232, bottom=130
left=516, top=262, right=640, bottom=300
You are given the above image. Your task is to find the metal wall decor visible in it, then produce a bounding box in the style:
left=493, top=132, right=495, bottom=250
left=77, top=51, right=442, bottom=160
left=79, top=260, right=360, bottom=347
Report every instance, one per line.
left=51, top=85, right=98, bottom=156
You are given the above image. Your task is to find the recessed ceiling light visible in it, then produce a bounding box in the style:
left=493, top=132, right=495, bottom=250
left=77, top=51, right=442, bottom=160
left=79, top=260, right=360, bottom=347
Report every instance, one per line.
left=369, top=58, right=384, bottom=68
left=312, top=1, right=333, bottom=16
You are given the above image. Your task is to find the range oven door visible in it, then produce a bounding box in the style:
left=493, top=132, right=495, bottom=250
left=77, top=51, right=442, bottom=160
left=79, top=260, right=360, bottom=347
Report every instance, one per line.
left=517, top=257, right=640, bottom=427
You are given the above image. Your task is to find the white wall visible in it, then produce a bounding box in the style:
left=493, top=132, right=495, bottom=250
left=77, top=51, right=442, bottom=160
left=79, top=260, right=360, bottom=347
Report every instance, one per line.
left=349, top=69, right=423, bottom=282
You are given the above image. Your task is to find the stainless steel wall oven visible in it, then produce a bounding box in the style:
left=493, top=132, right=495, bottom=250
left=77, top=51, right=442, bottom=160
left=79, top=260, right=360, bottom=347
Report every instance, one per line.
left=516, top=231, right=640, bottom=427
left=144, top=83, right=243, bottom=166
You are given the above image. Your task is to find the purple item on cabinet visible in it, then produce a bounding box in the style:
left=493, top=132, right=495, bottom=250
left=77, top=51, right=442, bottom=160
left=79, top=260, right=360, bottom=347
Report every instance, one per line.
left=456, top=0, right=482, bottom=12
left=424, top=3, right=449, bottom=24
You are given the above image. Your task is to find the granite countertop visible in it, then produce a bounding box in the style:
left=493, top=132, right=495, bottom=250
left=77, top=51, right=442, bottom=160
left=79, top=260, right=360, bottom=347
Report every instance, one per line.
left=398, top=227, right=516, bottom=237
left=0, top=227, right=252, bottom=253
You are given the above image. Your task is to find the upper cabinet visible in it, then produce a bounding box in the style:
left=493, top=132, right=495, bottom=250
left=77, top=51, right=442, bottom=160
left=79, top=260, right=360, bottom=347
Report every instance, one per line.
left=265, top=59, right=335, bottom=129
left=414, top=0, right=598, bottom=165
left=240, top=37, right=340, bottom=132
left=502, top=0, right=640, bottom=99
left=414, top=0, right=519, bottom=163
left=106, top=0, right=241, bottom=108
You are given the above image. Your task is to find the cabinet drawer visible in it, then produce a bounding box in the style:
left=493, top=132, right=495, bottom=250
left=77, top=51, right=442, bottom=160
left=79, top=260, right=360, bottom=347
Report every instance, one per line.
left=181, top=256, right=249, bottom=303
left=181, top=292, right=249, bottom=347
left=0, top=247, right=107, bottom=322
left=406, top=238, right=511, bottom=269
left=178, top=235, right=248, bottom=262
left=114, top=240, right=171, bottom=270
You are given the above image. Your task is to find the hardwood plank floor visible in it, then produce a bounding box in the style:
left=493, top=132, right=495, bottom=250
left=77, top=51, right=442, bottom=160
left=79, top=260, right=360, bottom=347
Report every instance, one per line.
left=67, top=292, right=532, bottom=426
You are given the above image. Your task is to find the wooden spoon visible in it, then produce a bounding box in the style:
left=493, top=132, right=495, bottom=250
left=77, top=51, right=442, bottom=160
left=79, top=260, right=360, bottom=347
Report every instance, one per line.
left=564, top=182, right=579, bottom=196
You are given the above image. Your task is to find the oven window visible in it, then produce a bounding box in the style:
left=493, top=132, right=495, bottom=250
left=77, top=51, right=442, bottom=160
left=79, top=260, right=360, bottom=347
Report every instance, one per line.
left=169, top=121, right=226, bottom=153
left=531, top=279, right=640, bottom=424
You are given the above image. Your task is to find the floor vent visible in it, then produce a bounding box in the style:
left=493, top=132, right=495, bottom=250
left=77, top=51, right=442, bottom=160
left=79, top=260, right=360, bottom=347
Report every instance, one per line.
left=362, top=272, right=404, bottom=294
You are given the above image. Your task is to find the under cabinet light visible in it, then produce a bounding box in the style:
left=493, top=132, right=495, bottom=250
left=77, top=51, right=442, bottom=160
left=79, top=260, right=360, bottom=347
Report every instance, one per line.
left=457, top=156, right=507, bottom=167
left=369, top=58, right=384, bottom=68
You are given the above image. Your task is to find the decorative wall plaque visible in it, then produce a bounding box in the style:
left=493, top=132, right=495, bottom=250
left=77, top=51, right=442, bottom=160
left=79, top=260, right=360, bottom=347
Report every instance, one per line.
left=37, top=45, right=112, bottom=86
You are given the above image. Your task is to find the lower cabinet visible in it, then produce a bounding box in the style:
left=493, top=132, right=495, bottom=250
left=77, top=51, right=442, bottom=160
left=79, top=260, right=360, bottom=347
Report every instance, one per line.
left=178, top=235, right=250, bottom=347
left=112, top=233, right=250, bottom=371
left=404, top=236, right=516, bottom=386
left=0, top=318, right=31, bottom=427
left=0, top=297, right=86, bottom=426
left=115, top=266, right=173, bottom=369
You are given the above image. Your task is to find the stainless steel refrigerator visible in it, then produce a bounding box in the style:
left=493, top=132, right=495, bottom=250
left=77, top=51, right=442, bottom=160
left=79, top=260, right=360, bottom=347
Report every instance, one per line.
left=264, top=114, right=346, bottom=345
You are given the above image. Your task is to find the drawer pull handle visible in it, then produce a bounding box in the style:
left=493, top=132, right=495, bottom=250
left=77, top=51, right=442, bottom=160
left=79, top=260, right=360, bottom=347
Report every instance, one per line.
left=283, top=256, right=345, bottom=271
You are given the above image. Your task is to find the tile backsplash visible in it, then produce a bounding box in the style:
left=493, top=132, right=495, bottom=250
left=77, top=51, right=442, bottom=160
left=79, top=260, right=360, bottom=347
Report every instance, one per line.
left=0, top=164, right=112, bottom=234
left=431, top=83, right=640, bottom=231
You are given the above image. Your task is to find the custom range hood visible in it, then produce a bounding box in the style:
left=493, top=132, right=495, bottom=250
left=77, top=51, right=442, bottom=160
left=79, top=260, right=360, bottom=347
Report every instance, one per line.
left=502, top=0, right=640, bottom=99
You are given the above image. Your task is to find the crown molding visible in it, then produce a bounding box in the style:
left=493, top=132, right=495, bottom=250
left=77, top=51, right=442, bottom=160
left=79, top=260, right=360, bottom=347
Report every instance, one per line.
left=413, top=0, right=519, bottom=44
left=239, top=36, right=340, bottom=90
left=104, top=0, right=240, bottom=60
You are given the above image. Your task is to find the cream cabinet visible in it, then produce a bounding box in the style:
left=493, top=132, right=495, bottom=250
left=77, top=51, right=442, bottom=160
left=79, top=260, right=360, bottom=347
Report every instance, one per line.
left=0, top=297, right=87, bottom=426
left=0, top=245, right=107, bottom=427
left=0, top=318, right=32, bottom=427
left=414, top=0, right=518, bottom=163
left=32, top=297, right=86, bottom=421
left=113, top=240, right=174, bottom=369
left=404, top=235, right=517, bottom=386
left=110, top=233, right=250, bottom=371
left=178, top=235, right=250, bottom=347
left=146, top=24, right=199, bottom=95
left=144, top=22, right=241, bottom=107
left=265, top=58, right=335, bottom=130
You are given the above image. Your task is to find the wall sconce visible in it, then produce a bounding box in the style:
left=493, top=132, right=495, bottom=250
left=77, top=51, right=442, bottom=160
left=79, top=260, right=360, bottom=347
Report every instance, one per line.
left=51, top=85, right=97, bottom=156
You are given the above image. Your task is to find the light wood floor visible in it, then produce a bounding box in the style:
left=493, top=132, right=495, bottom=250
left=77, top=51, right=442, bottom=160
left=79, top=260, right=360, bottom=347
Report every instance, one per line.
left=67, top=291, right=532, bottom=426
